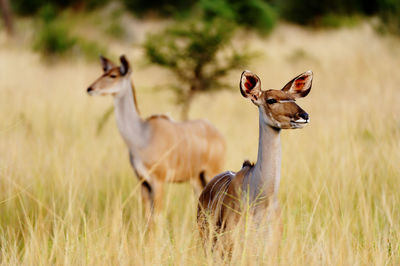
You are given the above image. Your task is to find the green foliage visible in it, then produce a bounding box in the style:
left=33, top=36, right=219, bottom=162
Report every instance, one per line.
left=278, top=0, right=377, bottom=25
left=201, top=0, right=277, bottom=34
left=378, top=0, right=400, bottom=34
left=277, top=0, right=400, bottom=33
left=33, top=5, right=106, bottom=59
left=230, top=0, right=276, bottom=34
left=120, top=0, right=276, bottom=33
left=144, top=17, right=251, bottom=119
left=122, top=0, right=197, bottom=17
left=9, top=0, right=400, bottom=36
left=319, top=14, right=361, bottom=28
left=200, top=0, right=236, bottom=21
left=33, top=5, right=77, bottom=56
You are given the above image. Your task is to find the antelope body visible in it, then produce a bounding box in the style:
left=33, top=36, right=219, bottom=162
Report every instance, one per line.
left=197, top=70, right=312, bottom=251
left=87, top=55, right=226, bottom=216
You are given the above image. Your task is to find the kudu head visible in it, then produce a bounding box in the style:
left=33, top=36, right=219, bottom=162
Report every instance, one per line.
left=240, top=70, right=312, bottom=129
left=87, top=55, right=132, bottom=96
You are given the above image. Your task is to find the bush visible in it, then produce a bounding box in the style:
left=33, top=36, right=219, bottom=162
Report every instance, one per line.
left=122, top=0, right=197, bottom=17
left=278, top=0, right=400, bottom=34
left=319, top=13, right=361, bottom=28
left=144, top=17, right=251, bottom=119
left=201, top=0, right=277, bottom=34
left=279, top=0, right=376, bottom=25
left=121, top=0, right=276, bottom=33
left=33, top=5, right=106, bottom=59
left=231, top=0, right=276, bottom=33
left=378, top=0, right=400, bottom=34
left=277, top=0, right=379, bottom=25
left=33, top=5, right=77, bottom=56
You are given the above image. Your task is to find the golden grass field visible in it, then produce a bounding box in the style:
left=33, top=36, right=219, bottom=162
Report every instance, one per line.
left=1, top=17, right=400, bottom=265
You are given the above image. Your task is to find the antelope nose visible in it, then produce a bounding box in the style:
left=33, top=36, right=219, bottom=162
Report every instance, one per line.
left=87, top=87, right=93, bottom=93
left=299, top=112, right=309, bottom=120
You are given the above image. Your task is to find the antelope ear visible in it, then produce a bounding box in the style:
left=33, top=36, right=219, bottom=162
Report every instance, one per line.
left=100, top=55, right=115, bottom=72
left=240, top=70, right=262, bottom=102
left=281, top=70, right=313, bottom=98
left=119, top=55, right=131, bottom=76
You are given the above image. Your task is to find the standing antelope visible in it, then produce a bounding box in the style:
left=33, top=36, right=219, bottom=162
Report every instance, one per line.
left=87, top=55, right=226, bottom=218
left=197, top=70, right=312, bottom=252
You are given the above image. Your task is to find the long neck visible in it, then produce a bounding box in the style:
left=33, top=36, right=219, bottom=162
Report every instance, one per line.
left=248, top=108, right=282, bottom=203
left=114, top=78, right=149, bottom=152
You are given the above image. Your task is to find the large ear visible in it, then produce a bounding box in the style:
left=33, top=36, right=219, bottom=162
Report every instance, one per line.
left=240, top=70, right=262, bottom=102
left=119, top=55, right=131, bottom=76
left=281, top=70, right=313, bottom=98
left=100, top=55, right=116, bottom=72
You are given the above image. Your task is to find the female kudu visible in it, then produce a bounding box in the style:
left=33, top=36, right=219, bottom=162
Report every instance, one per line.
left=87, top=55, right=226, bottom=218
left=197, top=70, right=312, bottom=253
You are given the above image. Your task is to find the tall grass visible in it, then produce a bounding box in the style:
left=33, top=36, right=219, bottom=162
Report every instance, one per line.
left=0, top=22, right=400, bottom=265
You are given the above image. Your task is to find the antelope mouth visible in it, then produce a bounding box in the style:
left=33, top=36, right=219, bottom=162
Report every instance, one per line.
left=290, top=118, right=309, bottom=128
left=294, top=118, right=309, bottom=124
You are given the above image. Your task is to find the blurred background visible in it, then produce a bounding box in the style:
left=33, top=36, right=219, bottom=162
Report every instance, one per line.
left=0, top=0, right=400, bottom=265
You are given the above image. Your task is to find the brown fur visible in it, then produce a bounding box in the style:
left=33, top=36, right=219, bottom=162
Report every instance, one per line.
left=137, top=116, right=226, bottom=214
left=197, top=70, right=312, bottom=253
left=141, top=117, right=225, bottom=184
left=197, top=165, right=252, bottom=242
left=88, top=55, right=226, bottom=217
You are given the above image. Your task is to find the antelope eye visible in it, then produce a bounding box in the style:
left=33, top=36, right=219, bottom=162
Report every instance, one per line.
left=110, top=74, right=117, bottom=78
left=267, top=99, right=277, bottom=104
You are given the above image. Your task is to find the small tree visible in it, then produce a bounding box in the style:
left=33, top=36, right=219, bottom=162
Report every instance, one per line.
left=144, top=17, right=250, bottom=120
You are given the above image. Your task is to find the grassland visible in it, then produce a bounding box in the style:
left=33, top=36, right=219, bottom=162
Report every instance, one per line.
left=0, top=19, right=400, bottom=265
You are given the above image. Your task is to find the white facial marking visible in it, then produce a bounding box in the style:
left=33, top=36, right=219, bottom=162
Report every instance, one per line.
left=99, top=87, right=121, bottom=95
left=294, top=118, right=309, bottom=123
left=278, top=100, right=295, bottom=103
left=100, top=78, right=130, bottom=96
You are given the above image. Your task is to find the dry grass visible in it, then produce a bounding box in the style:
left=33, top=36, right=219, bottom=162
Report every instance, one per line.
left=1, top=20, right=400, bottom=265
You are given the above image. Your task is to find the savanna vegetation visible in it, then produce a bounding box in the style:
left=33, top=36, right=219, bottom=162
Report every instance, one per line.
left=1, top=0, right=400, bottom=265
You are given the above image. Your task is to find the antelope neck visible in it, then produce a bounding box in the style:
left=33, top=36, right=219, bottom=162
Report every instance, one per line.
left=247, top=108, right=282, bottom=204
left=113, top=78, right=149, bottom=152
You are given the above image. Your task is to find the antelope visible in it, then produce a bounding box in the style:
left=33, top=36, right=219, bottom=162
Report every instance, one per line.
left=197, top=70, right=312, bottom=253
left=87, top=55, right=226, bottom=218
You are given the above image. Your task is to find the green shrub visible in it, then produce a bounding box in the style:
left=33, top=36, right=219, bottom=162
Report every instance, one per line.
left=200, top=0, right=236, bottom=21
left=121, top=0, right=276, bottom=33
left=33, top=5, right=106, bottom=59
left=231, top=0, right=276, bottom=33
left=278, top=0, right=400, bottom=34
left=33, top=5, right=77, bottom=56
left=378, top=0, right=400, bottom=34
left=200, top=0, right=277, bottom=34
left=144, top=17, right=251, bottom=119
left=319, top=13, right=361, bottom=28
left=122, top=0, right=197, bottom=16
left=278, top=0, right=378, bottom=25
left=34, top=23, right=76, bottom=55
